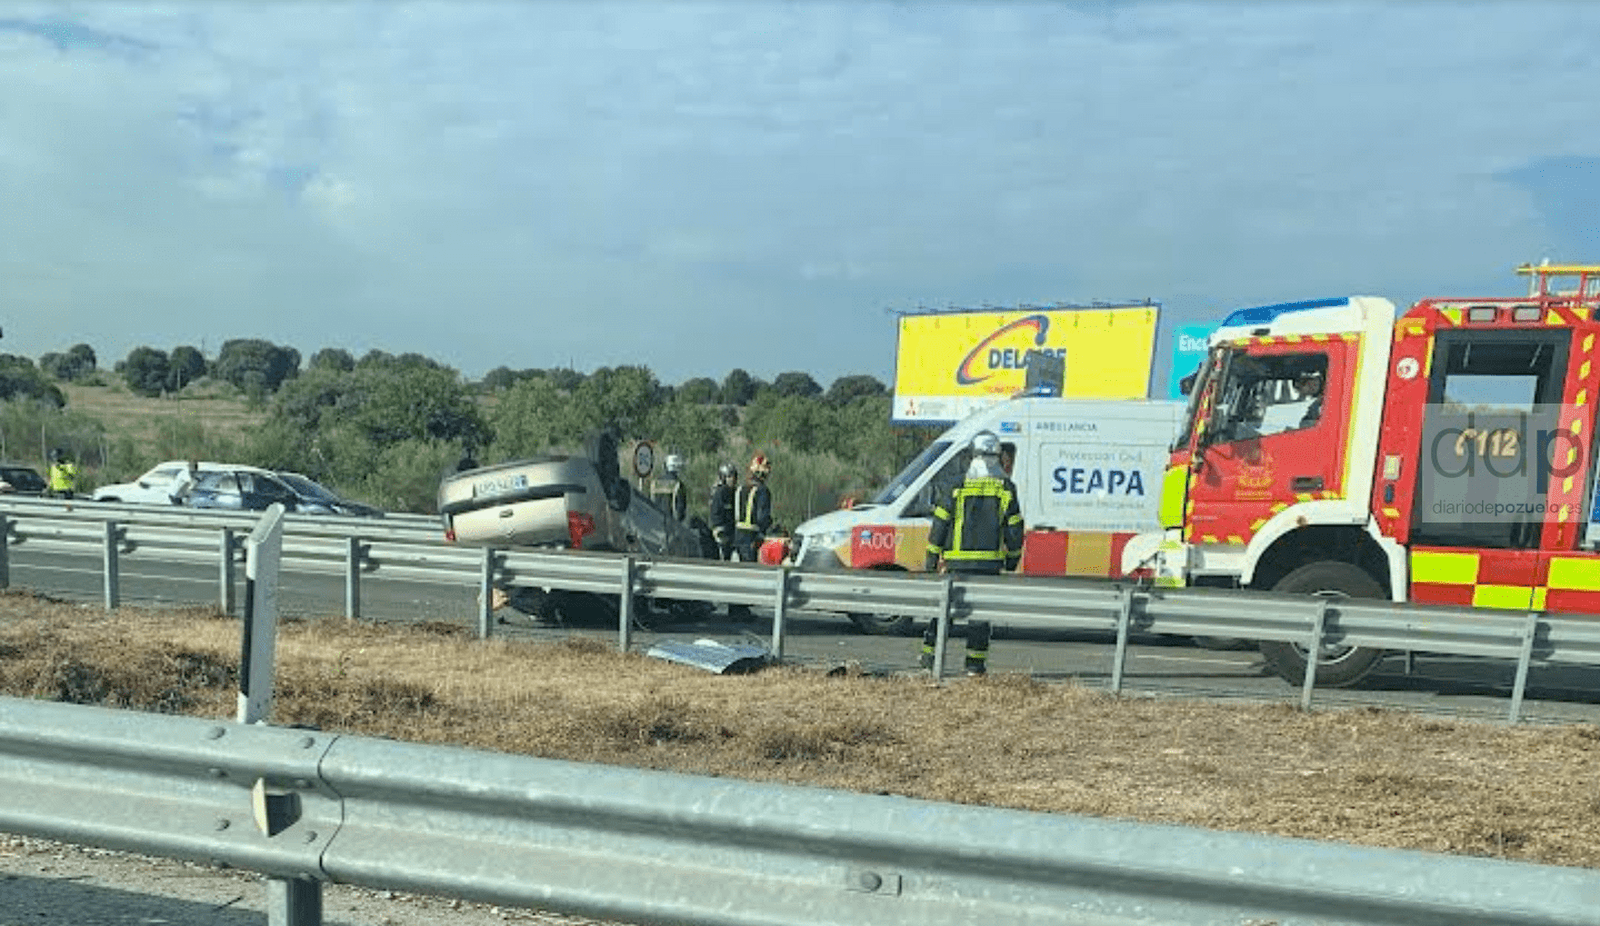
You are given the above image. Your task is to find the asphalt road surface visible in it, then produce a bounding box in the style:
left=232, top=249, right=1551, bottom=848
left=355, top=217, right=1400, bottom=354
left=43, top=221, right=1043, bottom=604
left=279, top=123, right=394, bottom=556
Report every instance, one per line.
left=9, top=546, right=1600, bottom=725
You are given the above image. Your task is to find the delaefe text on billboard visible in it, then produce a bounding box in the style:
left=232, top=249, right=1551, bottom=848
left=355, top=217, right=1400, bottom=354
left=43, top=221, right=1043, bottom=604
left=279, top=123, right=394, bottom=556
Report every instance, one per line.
left=892, top=304, right=1161, bottom=424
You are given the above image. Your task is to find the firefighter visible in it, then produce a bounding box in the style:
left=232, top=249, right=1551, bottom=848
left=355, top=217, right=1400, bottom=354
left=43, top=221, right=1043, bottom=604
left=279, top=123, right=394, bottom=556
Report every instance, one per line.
left=652, top=453, right=688, bottom=522
left=921, top=431, right=1024, bottom=676
left=46, top=448, right=79, bottom=500
left=709, top=462, right=739, bottom=560
left=729, top=453, right=773, bottom=621
left=1293, top=369, right=1325, bottom=429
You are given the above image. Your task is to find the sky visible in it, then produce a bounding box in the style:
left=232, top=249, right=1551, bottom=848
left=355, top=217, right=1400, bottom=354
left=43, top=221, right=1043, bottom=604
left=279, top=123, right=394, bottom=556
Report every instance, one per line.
left=2, top=1, right=1599, bottom=391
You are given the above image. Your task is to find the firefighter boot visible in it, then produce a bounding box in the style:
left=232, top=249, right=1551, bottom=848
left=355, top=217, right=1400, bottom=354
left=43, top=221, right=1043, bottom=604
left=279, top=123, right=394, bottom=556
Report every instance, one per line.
left=964, top=620, right=991, bottom=676
left=919, top=624, right=937, bottom=670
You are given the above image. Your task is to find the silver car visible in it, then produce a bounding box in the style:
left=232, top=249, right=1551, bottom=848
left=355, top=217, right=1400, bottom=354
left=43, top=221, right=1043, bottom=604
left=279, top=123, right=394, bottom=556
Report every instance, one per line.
left=438, top=431, right=712, bottom=623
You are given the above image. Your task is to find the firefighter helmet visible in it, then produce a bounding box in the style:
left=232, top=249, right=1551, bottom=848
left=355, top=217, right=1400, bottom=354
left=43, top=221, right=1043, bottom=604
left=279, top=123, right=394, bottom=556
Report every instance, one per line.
left=664, top=453, right=684, bottom=474
left=717, top=462, right=738, bottom=481
left=970, top=431, right=1002, bottom=457
left=749, top=453, right=771, bottom=477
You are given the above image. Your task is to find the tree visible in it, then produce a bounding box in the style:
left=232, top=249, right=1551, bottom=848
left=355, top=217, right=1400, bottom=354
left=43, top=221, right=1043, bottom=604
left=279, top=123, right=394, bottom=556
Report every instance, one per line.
left=546, top=368, right=584, bottom=392
left=308, top=348, right=355, bottom=373
left=481, top=366, right=519, bottom=391
left=66, top=343, right=96, bottom=374
left=720, top=368, right=757, bottom=406
left=122, top=347, right=170, bottom=398
left=41, top=344, right=97, bottom=382
left=575, top=365, right=663, bottom=437
left=771, top=371, right=823, bottom=399
left=38, top=353, right=70, bottom=381
left=825, top=374, right=888, bottom=406
left=272, top=362, right=488, bottom=448
left=676, top=377, right=719, bottom=405
left=213, top=339, right=300, bottom=395
left=167, top=345, right=207, bottom=391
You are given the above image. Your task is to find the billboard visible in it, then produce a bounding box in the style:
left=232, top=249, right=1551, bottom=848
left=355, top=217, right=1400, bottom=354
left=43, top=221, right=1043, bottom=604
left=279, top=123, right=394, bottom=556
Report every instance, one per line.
left=892, top=305, right=1160, bottom=423
left=1166, top=323, right=1215, bottom=399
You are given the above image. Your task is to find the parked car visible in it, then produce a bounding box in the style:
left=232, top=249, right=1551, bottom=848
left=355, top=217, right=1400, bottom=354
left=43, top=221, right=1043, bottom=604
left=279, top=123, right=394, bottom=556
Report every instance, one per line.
left=92, top=461, right=232, bottom=505
left=276, top=472, right=385, bottom=518
left=184, top=468, right=303, bottom=512
left=438, top=429, right=716, bottom=623
left=0, top=464, right=47, bottom=496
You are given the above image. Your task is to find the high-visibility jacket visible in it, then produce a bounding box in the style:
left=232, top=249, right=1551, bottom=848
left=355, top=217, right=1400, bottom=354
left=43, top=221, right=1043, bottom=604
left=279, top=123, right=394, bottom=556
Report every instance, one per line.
left=48, top=461, right=79, bottom=494
left=651, top=476, right=687, bottom=521
left=734, top=481, right=772, bottom=535
left=924, top=475, right=1023, bottom=574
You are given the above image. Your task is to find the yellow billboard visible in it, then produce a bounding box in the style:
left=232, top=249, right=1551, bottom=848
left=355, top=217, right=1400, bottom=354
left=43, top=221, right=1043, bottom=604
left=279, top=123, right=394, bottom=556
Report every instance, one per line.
left=892, top=305, right=1160, bottom=423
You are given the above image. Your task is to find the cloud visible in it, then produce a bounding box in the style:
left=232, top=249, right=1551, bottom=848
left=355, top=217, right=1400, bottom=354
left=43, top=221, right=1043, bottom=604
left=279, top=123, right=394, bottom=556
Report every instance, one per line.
left=2, top=1, right=1599, bottom=388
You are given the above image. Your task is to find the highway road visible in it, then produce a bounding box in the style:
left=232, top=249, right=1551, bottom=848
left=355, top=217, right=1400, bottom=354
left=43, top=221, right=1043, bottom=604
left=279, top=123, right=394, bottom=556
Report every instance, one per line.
left=9, top=546, right=1600, bottom=725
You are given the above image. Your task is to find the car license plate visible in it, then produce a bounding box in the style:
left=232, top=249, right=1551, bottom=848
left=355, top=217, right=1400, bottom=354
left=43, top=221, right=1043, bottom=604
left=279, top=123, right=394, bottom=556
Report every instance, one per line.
left=472, top=473, right=528, bottom=500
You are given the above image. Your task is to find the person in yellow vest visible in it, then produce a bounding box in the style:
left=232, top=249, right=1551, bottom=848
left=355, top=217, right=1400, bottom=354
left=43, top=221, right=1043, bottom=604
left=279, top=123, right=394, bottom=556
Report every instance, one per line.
left=47, top=448, right=79, bottom=500
left=728, top=453, right=773, bottom=620
left=921, top=431, right=1023, bottom=676
left=651, top=453, right=688, bottom=522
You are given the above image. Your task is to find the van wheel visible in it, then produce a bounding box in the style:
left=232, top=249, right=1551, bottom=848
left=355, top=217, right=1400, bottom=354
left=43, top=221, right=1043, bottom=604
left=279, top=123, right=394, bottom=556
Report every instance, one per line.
left=1258, top=561, right=1386, bottom=688
left=847, top=612, right=917, bottom=636
left=1192, top=636, right=1255, bottom=651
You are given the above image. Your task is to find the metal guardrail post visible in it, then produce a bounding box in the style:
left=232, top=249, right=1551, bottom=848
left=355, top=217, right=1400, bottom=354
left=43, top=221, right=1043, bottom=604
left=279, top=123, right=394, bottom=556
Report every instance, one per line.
left=477, top=548, right=497, bottom=640
left=931, top=574, right=953, bottom=680
left=1110, top=586, right=1135, bottom=693
left=219, top=528, right=236, bottom=616
left=345, top=537, right=362, bottom=621
left=0, top=513, right=9, bottom=590
left=1508, top=611, right=1541, bottom=725
left=267, top=879, right=322, bottom=926
left=1299, top=599, right=1328, bottom=710
left=771, top=565, right=791, bottom=660
left=102, top=520, right=120, bottom=610
left=239, top=505, right=321, bottom=926
left=618, top=555, right=635, bottom=653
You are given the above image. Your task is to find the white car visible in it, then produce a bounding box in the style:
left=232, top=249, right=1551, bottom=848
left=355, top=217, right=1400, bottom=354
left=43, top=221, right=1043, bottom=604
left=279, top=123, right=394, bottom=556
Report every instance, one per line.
left=92, top=461, right=272, bottom=506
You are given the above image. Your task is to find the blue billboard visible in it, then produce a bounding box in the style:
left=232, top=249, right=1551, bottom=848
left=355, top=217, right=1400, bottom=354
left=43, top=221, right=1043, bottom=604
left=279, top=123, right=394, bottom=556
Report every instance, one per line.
left=1166, top=323, right=1213, bottom=399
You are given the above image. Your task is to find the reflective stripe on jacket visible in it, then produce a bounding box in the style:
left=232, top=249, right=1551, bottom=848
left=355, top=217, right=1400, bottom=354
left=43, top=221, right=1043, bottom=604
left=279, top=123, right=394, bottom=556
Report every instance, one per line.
left=735, top=482, right=771, bottom=534
left=924, top=476, right=1023, bottom=571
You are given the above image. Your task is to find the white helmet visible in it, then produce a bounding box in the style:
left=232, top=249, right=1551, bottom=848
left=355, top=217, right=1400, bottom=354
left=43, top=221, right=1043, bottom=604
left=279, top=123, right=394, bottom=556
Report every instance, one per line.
left=664, top=453, right=684, bottom=474
left=970, top=431, right=1002, bottom=457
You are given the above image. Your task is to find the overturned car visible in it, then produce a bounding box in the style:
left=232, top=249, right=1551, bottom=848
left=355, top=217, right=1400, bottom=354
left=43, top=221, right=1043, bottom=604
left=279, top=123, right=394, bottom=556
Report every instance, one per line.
left=438, top=429, right=716, bottom=624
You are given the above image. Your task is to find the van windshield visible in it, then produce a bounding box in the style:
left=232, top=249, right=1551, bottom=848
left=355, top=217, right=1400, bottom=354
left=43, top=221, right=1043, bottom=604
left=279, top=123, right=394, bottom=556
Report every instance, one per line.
left=871, top=440, right=952, bottom=506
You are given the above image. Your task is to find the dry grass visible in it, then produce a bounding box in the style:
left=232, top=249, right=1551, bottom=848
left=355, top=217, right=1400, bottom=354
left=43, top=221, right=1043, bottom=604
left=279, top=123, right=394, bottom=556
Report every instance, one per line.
left=2, top=591, right=1598, bottom=870
left=63, top=381, right=266, bottom=450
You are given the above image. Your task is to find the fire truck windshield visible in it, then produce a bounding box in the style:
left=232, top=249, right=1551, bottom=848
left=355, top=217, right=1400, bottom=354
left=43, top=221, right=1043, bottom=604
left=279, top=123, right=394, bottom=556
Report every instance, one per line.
left=1171, top=348, right=1218, bottom=452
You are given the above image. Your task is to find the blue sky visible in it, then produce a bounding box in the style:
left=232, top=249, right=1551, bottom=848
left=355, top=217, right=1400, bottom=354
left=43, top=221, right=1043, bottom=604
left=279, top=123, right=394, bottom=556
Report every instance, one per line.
left=2, top=1, right=1598, bottom=390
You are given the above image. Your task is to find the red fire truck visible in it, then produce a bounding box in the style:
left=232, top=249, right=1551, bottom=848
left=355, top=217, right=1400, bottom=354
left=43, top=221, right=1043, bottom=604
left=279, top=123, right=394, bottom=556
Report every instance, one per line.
left=1122, top=264, right=1600, bottom=686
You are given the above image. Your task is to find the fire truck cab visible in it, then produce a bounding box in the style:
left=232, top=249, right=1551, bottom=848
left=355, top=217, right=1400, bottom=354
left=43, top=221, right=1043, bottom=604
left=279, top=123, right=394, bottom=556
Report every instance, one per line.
left=1123, top=265, right=1600, bottom=686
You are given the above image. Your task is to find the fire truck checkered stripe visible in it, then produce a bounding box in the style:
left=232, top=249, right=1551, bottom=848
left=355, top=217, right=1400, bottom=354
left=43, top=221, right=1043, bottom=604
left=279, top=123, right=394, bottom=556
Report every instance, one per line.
left=1410, top=549, right=1600, bottom=613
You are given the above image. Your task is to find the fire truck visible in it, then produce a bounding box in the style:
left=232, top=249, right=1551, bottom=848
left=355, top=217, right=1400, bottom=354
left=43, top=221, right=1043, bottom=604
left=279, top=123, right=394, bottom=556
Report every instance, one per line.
left=1121, top=264, right=1600, bottom=686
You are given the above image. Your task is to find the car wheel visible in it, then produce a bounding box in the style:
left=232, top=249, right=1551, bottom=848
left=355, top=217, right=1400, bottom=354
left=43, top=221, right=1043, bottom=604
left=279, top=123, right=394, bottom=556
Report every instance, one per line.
left=847, top=611, right=918, bottom=636
left=1257, top=561, right=1387, bottom=688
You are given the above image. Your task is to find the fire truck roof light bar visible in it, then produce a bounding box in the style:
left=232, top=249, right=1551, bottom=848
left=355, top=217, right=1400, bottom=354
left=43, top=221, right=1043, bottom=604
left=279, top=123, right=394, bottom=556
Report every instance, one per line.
left=1218, top=296, right=1349, bottom=328
left=1515, top=262, right=1600, bottom=300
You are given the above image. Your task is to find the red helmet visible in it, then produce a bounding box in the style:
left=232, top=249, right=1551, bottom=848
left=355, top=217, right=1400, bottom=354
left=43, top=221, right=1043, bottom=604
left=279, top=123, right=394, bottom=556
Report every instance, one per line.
left=749, top=453, right=771, bottom=477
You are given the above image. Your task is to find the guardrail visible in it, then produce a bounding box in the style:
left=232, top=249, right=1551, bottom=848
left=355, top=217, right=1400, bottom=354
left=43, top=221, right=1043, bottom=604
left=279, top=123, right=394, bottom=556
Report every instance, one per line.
left=4, top=498, right=1600, bottom=720
left=1, top=694, right=1595, bottom=926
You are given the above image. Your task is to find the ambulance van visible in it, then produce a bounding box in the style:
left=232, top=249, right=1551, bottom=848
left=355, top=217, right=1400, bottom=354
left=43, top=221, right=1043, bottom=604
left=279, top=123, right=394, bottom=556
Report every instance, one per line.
left=788, top=396, right=1185, bottom=634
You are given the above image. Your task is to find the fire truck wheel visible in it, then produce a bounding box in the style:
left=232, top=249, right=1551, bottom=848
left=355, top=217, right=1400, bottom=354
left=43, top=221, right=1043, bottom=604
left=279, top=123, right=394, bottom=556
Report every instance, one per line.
left=1258, top=561, right=1386, bottom=688
left=847, top=612, right=917, bottom=636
